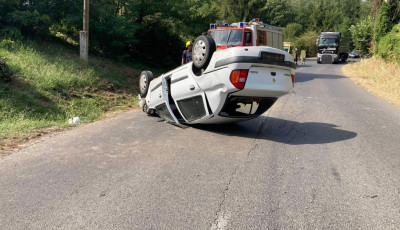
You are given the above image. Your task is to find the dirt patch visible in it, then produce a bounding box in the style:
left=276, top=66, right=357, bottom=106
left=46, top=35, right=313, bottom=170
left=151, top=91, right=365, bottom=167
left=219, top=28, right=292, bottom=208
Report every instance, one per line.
left=0, top=108, right=141, bottom=157
left=0, top=127, right=70, bottom=156
left=342, top=57, right=400, bottom=107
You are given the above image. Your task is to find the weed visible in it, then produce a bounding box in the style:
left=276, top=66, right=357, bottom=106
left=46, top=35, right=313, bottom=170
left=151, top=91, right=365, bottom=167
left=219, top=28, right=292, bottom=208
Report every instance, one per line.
left=342, top=57, right=400, bottom=107
left=0, top=38, right=157, bottom=141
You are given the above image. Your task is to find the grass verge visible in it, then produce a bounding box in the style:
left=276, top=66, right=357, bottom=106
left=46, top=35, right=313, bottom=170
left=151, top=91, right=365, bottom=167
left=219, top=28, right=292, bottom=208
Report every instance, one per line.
left=0, top=38, right=161, bottom=155
left=342, top=57, right=400, bottom=107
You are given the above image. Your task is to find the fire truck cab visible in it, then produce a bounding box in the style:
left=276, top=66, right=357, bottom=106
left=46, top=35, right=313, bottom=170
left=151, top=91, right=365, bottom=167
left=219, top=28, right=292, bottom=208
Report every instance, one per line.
left=208, top=19, right=284, bottom=51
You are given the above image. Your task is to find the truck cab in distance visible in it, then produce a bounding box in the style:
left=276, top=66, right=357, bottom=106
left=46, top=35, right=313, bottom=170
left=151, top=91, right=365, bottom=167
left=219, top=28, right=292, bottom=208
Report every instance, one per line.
left=317, top=32, right=349, bottom=64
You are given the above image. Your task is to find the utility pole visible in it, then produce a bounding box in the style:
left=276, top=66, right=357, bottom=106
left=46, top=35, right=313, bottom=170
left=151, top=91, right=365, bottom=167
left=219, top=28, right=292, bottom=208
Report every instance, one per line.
left=80, top=0, right=89, bottom=63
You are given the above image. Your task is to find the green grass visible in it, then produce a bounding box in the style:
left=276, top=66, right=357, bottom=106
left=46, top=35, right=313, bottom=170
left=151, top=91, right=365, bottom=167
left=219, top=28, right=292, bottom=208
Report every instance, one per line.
left=0, top=38, right=159, bottom=139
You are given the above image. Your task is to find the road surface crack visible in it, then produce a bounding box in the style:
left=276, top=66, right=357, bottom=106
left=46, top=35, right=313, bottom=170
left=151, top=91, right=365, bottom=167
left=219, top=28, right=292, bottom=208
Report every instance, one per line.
left=210, top=118, right=266, bottom=230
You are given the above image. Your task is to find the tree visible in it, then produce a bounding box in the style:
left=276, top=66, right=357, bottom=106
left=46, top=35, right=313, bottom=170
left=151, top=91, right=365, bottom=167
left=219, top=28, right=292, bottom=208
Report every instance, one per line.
left=260, top=0, right=293, bottom=27
left=283, top=23, right=303, bottom=40
left=374, top=1, right=392, bottom=42
left=349, top=17, right=373, bottom=54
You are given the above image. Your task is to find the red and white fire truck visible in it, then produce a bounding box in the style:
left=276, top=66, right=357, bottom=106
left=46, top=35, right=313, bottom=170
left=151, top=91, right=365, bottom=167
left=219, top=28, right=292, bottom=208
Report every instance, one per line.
left=208, top=18, right=284, bottom=51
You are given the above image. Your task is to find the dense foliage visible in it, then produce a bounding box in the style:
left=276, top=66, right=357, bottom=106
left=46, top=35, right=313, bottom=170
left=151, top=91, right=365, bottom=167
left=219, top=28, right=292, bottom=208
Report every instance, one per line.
left=377, top=22, right=400, bottom=62
left=350, top=17, right=373, bottom=54
left=0, top=0, right=380, bottom=65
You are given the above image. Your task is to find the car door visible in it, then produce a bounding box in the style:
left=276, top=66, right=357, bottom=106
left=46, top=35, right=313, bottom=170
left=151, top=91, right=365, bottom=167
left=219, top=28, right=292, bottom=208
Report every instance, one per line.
left=169, top=67, right=212, bottom=124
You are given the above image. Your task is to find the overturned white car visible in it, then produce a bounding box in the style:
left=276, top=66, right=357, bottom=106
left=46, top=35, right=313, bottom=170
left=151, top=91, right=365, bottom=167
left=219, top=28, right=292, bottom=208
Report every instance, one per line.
left=138, top=19, right=296, bottom=125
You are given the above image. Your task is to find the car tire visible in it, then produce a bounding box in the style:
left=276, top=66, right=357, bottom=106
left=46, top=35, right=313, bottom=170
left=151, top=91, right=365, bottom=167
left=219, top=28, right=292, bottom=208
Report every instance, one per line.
left=143, top=103, right=157, bottom=116
left=192, top=35, right=216, bottom=69
left=139, top=71, right=154, bottom=97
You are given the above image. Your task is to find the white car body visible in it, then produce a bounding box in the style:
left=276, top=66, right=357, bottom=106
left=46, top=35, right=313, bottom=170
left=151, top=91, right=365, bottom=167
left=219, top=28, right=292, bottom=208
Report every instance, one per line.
left=140, top=45, right=296, bottom=125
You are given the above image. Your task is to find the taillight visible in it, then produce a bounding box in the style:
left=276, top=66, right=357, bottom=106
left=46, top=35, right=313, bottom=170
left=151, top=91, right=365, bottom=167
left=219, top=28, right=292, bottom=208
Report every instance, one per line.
left=291, top=74, right=295, bottom=87
left=230, top=70, right=249, bottom=90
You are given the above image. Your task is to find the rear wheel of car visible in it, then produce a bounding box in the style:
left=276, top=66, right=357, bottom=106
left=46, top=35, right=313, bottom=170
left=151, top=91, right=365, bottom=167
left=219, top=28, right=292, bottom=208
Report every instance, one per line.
left=139, top=71, right=154, bottom=97
left=192, top=35, right=216, bottom=69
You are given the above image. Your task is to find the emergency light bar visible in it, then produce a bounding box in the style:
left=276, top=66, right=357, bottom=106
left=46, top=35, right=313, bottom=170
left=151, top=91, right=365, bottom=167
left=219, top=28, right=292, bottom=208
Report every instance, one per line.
left=210, top=24, right=216, bottom=29
left=239, top=22, right=245, bottom=28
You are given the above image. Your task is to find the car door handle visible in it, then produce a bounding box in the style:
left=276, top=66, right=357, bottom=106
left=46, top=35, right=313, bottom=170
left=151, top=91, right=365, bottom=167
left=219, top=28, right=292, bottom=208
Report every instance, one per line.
left=190, top=85, right=195, bottom=90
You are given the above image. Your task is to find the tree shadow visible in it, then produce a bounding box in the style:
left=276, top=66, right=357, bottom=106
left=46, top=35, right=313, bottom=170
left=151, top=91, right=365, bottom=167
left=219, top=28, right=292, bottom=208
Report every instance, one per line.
left=194, top=116, right=357, bottom=145
left=0, top=70, right=63, bottom=122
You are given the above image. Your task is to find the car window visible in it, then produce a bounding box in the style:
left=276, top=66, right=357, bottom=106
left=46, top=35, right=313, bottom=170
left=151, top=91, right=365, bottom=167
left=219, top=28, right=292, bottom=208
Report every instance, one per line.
left=209, top=30, right=243, bottom=46
left=245, top=32, right=252, bottom=44
left=176, top=96, right=206, bottom=122
left=156, top=103, right=175, bottom=123
left=258, top=30, right=264, bottom=45
left=229, top=30, right=243, bottom=45
left=209, top=30, right=230, bottom=45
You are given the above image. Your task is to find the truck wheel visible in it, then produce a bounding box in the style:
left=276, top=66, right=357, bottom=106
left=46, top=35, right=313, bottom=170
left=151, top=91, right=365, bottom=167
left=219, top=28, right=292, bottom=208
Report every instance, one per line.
left=139, top=71, right=154, bottom=97
left=192, top=35, right=216, bottom=69
left=342, top=53, right=349, bottom=62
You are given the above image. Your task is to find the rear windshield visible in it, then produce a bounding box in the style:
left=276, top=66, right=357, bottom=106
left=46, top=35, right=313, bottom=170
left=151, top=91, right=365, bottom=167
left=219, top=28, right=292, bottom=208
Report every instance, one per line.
left=209, top=29, right=243, bottom=46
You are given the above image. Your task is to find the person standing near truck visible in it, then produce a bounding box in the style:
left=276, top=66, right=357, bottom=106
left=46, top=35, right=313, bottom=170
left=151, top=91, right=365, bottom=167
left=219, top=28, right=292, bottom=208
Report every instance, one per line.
left=181, top=41, right=193, bottom=65
left=300, top=49, right=306, bottom=65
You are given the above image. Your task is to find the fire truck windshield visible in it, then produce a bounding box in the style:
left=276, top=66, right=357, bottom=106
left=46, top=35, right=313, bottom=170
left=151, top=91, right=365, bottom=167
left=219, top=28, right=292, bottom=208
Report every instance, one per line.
left=209, top=29, right=243, bottom=46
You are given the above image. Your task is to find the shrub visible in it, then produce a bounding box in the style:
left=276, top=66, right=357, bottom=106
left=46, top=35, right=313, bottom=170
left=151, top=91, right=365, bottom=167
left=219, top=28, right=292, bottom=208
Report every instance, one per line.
left=349, top=17, right=373, bottom=55
left=377, top=22, right=400, bottom=63
left=298, top=31, right=319, bottom=57
left=374, top=1, right=392, bottom=43
left=283, top=23, right=303, bottom=40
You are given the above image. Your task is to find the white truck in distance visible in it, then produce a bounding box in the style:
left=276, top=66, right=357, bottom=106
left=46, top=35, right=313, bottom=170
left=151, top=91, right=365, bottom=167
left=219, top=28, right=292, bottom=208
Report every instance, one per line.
left=138, top=19, right=296, bottom=125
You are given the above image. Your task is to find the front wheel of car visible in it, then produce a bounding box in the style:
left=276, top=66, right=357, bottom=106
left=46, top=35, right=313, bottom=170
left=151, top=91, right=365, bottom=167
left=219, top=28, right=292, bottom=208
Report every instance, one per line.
left=139, top=71, right=154, bottom=97
left=192, top=35, right=216, bottom=69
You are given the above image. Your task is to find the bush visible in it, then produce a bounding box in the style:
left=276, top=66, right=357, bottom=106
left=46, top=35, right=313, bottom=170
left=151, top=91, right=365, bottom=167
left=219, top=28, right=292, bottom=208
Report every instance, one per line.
left=374, top=1, right=392, bottom=43
left=283, top=23, right=303, bottom=40
left=297, top=31, right=319, bottom=57
left=349, top=17, right=373, bottom=55
left=377, top=22, right=400, bottom=63
left=131, top=13, right=184, bottom=68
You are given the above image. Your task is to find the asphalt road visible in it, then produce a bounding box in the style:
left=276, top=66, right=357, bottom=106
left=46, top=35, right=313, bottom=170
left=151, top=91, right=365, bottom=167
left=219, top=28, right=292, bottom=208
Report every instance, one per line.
left=1, top=59, right=400, bottom=230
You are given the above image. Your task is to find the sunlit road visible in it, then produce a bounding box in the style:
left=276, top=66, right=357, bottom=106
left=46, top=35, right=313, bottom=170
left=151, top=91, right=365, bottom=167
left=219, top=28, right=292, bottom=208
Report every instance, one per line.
left=1, top=59, right=400, bottom=229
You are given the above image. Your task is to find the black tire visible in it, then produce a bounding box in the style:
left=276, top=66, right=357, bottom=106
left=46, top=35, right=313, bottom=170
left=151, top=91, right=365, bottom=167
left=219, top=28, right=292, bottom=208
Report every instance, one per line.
left=192, top=35, right=216, bottom=69
left=139, top=71, right=154, bottom=97
left=143, top=103, right=157, bottom=116
left=342, top=53, right=349, bottom=62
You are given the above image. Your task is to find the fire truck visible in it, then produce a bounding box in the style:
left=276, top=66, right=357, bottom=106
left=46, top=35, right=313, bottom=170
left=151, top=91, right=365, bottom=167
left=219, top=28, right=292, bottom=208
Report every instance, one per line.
left=207, top=18, right=284, bottom=51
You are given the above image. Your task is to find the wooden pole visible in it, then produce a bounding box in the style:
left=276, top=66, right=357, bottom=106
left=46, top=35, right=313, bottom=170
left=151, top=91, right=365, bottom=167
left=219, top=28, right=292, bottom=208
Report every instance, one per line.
left=80, top=0, right=89, bottom=63
left=83, top=0, right=89, bottom=32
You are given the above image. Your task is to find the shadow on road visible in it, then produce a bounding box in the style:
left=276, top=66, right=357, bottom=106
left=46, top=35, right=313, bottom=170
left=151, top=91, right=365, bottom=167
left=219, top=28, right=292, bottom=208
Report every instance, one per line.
left=194, top=116, right=357, bottom=145
left=295, top=72, right=345, bottom=83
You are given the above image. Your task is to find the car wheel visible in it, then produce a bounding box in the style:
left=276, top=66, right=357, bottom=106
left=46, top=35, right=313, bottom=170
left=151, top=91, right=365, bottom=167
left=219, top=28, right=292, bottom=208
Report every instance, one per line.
left=139, top=71, right=154, bottom=97
left=143, top=103, right=157, bottom=116
left=192, top=35, right=216, bottom=69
